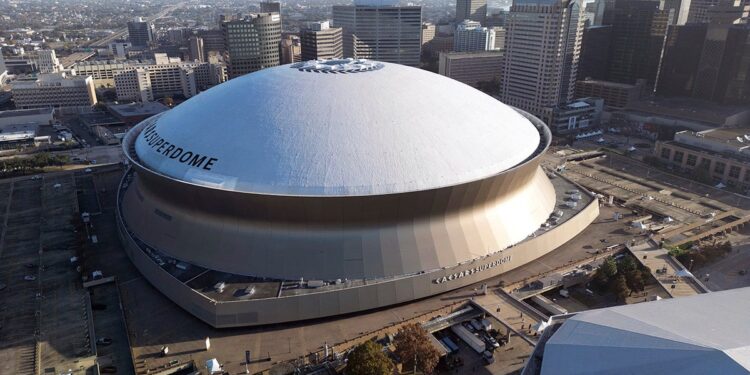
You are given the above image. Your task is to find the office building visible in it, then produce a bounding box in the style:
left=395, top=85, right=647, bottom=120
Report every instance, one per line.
left=260, top=1, right=281, bottom=14
left=117, top=59, right=597, bottom=328
left=591, top=0, right=615, bottom=25
left=11, top=72, right=97, bottom=109
left=485, top=11, right=508, bottom=27
left=109, top=42, right=132, bottom=60
left=128, top=17, right=155, bottom=47
left=110, top=55, right=226, bottom=102
left=578, top=25, right=612, bottom=81
left=456, top=0, right=487, bottom=23
left=656, top=3, right=750, bottom=105
left=425, top=35, right=455, bottom=58
left=333, top=1, right=422, bottom=67
left=115, top=68, right=153, bottom=103
left=189, top=36, right=205, bottom=62
left=198, top=30, right=225, bottom=55
left=655, top=128, right=750, bottom=189
left=422, top=23, right=436, bottom=47
left=36, top=50, right=63, bottom=74
left=606, top=0, right=670, bottom=85
left=454, top=20, right=497, bottom=52
left=499, top=0, right=585, bottom=118
left=575, top=79, right=644, bottom=108
left=167, top=28, right=189, bottom=44
left=222, top=13, right=282, bottom=78
left=73, top=60, right=132, bottom=88
left=300, top=22, right=343, bottom=61
left=542, top=98, right=604, bottom=134
left=279, top=35, right=301, bottom=64
left=492, top=27, right=507, bottom=50
left=438, top=51, right=503, bottom=87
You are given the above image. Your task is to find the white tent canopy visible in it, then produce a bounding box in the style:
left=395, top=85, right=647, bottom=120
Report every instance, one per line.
left=206, top=358, right=221, bottom=374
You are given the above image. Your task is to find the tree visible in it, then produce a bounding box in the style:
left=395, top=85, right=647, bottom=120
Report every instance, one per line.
left=393, top=323, right=440, bottom=374
left=600, top=258, right=618, bottom=278
left=612, top=274, right=630, bottom=302
left=626, top=269, right=644, bottom=292
left=346, top=341, right=393, bottom=375
left=618, top=255, right=637, bottom=274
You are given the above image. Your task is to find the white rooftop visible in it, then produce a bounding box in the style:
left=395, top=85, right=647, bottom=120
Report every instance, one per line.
left=541, top=287, right=750, bottom=375
left=134, top=60, right=541, bottom=196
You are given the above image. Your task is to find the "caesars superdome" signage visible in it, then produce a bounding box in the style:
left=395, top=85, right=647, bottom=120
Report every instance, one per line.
left=434, top=255, right=512, bottom=284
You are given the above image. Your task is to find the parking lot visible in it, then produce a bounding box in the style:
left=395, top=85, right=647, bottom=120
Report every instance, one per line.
left=0, top=173, right=95, bottom=375
left=431, top=315, right=533, bottom=375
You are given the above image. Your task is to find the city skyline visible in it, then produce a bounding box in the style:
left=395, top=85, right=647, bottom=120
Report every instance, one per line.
left=0, top=0, right=749, bottom=374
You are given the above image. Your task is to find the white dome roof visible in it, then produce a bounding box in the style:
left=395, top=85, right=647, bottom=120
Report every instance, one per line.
left=134, top=60, right=541, bottom=196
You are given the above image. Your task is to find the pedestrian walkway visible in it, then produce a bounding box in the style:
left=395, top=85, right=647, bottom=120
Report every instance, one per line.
left=628, top=242, right=705, bottom=298
left=472, top=289, right=544, bottom=345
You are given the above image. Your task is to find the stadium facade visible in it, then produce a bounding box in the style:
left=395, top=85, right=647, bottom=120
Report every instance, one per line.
left=117, top=59, right=599, bottom=328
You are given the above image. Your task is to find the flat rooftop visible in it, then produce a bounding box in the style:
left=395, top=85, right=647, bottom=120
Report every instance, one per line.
left=0, top=108, right=53, bottom=119
left=626, top=98, right=750, bottom=126
left=108, top=102, right=169, bottom=118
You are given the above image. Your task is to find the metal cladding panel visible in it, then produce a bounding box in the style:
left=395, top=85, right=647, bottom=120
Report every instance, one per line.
left=118, top=175, right=599, bottom=327
left=123, top=158, right=555, bottom=281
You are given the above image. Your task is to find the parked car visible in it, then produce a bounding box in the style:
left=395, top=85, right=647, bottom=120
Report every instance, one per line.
left=24, top=275, right=37, bottom=281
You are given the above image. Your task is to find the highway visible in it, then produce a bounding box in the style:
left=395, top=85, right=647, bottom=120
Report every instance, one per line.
left=86, top=3, right=184, bottom=48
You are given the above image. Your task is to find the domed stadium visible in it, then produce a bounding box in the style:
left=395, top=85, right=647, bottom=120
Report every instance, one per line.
left=117, top=59, right=599, bottom=327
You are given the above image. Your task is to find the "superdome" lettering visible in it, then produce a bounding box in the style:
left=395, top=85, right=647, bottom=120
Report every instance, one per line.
left=141, top=123, right=219, bottom=171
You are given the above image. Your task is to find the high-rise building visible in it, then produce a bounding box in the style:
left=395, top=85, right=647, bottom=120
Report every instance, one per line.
left=78, top=54, right=225, bottom=101
left=454, top=20, right=497, bottom=52
left=492, top=27, right=507, bottom=50
left=421, top=23, right=436, bottom=47
left=575, top=78, right=644, bottom=108
left=300, top=21, right=343, bottom=61
left=36, top=50, right=63, bottom=74
left=656, top=2, right=750, bottom=104
left=456, top=0, right=488, bottom=23
left=260, top=1, right=281, bottom=14
left=438, top=50, right=503, bottom=87
left=499, top=0, right=585, bottom=118
left=485, top=11, right=508, bottom=27
left=605, top=0, right=670, bottom=86
left=667, top=0, right=735, bottom=24
left=260, top=1, right=282, bottom=29
left=333, top=0, right=422, bottom=67
left=578, top=25, right=612, bottom=80
left=128, top=17, right=155, bottom=47
left=115, top=68, right=153, bottom=102
left=280, top=35, right=301, bottom=64
left=167, top=28, right=189, bottom=44
left=189, top=36, right=205, bottom=62
left=11, top=72, right=97, bottom=109
left=592, top=0, right=615, bottom=25
left=198, top=30, right=225, bottom=55
left=222, top=13, right=282, bottom=78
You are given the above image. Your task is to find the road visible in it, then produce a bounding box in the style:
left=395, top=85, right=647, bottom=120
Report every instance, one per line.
left=0, top=145, right=123, bottom=166
left=86, top=4, right=184, bottom=47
